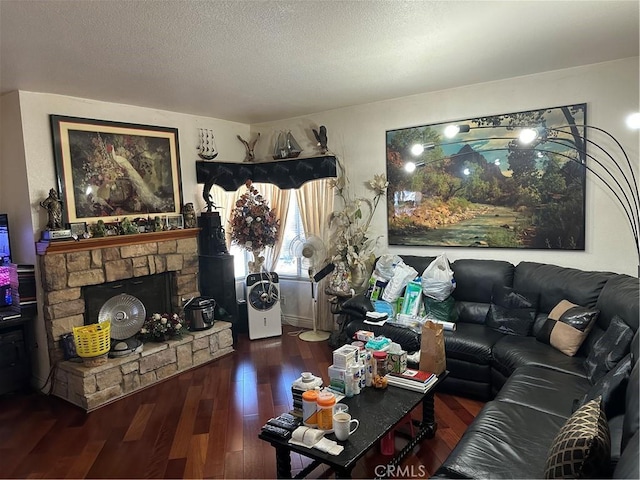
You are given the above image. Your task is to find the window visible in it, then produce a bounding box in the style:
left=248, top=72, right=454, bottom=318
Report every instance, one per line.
left=230, top=194, right=306, bottom=279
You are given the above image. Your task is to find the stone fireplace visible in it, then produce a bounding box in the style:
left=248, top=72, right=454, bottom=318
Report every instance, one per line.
left=37, top=229, right=233, bottom=411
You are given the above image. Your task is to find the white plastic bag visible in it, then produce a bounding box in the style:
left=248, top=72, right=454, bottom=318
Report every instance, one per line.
left=421, top=253, right=456, bottom=301
left=381, top=262, right=418, bottom=303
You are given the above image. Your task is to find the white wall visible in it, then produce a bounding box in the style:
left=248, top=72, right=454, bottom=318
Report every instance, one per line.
left=252, top=58, right=640, bottom=277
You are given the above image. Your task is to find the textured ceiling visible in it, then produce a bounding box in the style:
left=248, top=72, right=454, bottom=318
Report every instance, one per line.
left=1, top=0, right=638, bottom=124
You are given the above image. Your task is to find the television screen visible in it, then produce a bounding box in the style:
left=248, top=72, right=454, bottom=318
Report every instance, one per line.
left=0, top=214, right=10, bottom=265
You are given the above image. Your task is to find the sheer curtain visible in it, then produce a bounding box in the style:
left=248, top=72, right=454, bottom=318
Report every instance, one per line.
left=296, top=179, right=335, bottom=332
left=254, top=183, right=291, bottom=271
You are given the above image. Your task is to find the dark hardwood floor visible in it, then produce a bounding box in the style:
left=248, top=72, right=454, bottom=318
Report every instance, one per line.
left=0, top=325, right=483, bottom=478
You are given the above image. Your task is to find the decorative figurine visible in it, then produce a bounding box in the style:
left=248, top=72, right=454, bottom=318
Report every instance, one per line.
left=313, top=125, right=328, bottom=155
left=273, top=131, right=303, bottom=159
left=153, top=216, right=164, bottom=232
left=92, top=220, right=107, bottom=238
left=197, top=129, right=218, bottom=161
left=237, top=133, right=260, bottom=162
left=120, top=217, right=138, bottom=235
left=202, top=175, right=218, bottom=213
left=182, top=203, right=197, bottom=228
left=40, top=188, right=63, bottom=230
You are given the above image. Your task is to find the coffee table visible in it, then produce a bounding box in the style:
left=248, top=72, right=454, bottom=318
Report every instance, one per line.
left=259, top=372, right=447, bottom=479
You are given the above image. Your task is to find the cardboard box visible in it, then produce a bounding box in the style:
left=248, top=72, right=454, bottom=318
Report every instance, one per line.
left=328, top=364, right=347, bottom=393
left=354, top=330, right=374, bottom=342
left=333, top=344, right=359, bottom=368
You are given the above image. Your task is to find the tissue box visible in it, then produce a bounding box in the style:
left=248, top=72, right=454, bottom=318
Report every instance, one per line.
left=387, top=350, right=408, bottom=374
left=328, top=365, right=347, bottom=393
left=354, top=330, right=374, bottom=342
left=333, top=344, right=359, bottom=368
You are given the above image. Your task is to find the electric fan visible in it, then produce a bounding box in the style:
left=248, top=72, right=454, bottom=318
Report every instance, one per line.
left=98, top=293, right=145, bottom=357
left=289, top=235, right=331, bottom=342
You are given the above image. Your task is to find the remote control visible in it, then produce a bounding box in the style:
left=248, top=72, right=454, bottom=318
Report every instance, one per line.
left=261, top=424, right=291, bottom=439
left=267, top=414, right=301, bottom=431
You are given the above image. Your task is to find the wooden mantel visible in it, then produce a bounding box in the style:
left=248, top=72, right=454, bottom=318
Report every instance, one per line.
left=36, top=228, right=200, bottom=255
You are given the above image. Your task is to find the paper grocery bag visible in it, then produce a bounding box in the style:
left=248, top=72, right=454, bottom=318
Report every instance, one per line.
left=419, top=320, right=446, bottom=375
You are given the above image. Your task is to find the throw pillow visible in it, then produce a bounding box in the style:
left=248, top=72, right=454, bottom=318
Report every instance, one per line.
left=485, top=285, right=538, bottom=336
left=544, top=396, right=611, bottom=479
left=583, top=315, right=633, bottom=383
left=536, top=300, right=599, bottom=356
left=579, top=353, right=632, bottom=419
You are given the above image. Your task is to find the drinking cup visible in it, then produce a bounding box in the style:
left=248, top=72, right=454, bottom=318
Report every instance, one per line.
left=333, top=412, right=359, bottom=441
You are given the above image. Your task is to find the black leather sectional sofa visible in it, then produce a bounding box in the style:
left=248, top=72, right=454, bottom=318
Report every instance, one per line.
left=341, top=256, right=639, bottom=478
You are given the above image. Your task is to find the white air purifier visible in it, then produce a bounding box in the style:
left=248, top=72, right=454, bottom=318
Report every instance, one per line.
left=246, top=272, right=282, bottom=340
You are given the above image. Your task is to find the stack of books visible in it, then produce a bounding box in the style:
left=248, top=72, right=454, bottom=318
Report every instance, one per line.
left=385, top=369, right=438, bottom=393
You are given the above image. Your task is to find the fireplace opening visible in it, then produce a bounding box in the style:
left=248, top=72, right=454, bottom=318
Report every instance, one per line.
left=83, top=273, right=172, bottom=325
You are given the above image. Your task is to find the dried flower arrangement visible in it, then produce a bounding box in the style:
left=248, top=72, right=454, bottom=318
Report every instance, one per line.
left=139, top=313, right=183, bottom=342
left=229, top=180, right=280, bottom=254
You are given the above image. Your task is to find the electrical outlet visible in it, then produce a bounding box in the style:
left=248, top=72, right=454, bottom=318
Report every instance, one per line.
left=280, top=295, right=286, bottom=305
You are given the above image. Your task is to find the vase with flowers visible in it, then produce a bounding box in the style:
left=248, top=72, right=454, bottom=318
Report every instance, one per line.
left=328, top=172, right=389, bottom=293
left=230, top=180, right=280, bottom=273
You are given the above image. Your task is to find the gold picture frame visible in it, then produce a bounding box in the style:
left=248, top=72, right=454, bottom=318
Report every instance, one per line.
left=50, top=115, right=182, bottom=225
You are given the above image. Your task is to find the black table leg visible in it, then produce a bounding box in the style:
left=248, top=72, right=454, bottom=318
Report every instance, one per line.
left=421, top=392, right=438, bottom=438
left=275, top=445, right=292, bottom=479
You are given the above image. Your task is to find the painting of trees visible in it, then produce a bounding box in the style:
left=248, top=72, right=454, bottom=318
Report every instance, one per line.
left=386, top=104, right=586, bottom=249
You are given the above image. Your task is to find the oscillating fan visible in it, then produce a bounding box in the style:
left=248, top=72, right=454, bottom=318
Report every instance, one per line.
left=289, top=235, right=331, bottom=342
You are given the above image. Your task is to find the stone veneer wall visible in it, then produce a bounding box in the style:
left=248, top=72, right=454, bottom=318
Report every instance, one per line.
left=36, top=230, right=236, bottom=410
left=38, top=231, right=201, bottom=366
left=54, top=321, right=233, bottom=411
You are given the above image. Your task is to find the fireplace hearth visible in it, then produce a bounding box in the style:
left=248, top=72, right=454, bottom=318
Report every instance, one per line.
left=37, top=230, right=234, bottom=410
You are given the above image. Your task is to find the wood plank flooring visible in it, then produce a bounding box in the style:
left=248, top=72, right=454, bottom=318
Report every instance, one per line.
left=0, top=326, right=483, bottom=478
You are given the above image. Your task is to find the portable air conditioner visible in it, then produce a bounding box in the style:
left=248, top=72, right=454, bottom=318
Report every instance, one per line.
left=246, top=272, right=282, bottom=340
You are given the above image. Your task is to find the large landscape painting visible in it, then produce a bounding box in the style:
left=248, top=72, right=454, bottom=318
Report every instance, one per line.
left=386, top=103, right=587, bottom=249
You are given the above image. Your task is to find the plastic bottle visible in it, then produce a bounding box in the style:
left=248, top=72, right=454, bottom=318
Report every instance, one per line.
left=359, top=356, right=366, bottom=390
left=316, top=391, right=336, bottom=431
left=364, top=350, right=373, bottom=387
left=344, top=363, right=356, bottom=397
left=302, top=389, right=319, bottom=427
left=350, top=364, right=361, bottom=395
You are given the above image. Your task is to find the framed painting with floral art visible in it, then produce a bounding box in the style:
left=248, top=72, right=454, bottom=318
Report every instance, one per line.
left=50, top=115, right=182, bottom=225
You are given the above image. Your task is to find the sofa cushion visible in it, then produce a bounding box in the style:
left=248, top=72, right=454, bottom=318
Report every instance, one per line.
left=444, top=322, right=504, bottom=364
left=584, top=315, right=633, bottom=383
left=492, top=335, right=587, bottom=378
left=485, top=285, right=538, bottom=336
left=495, top=365, right=590, bottom=418
left=454, top=300, right=490, bottom=324
left=622, top=359, right=639, bottom=452
left=339, top=294, right=374, bottom=318
left=613, top=430, right=640, bottom=479
left=536, top=300, right=599, bottom=356
left=594, top=275, right=639, bottom=333
left=436, top=401, right=566, bottom=479
left=450, top=259, right=515, bottom=304
left=513, top=262, right=613, bottom=314
left=579, top=354, right=632, bottom=421
left=543, top=396, right=611, bottom=479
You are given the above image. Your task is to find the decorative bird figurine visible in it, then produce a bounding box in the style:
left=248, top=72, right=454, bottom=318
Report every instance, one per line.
left=237, top=133, right=260, bottom=162
left=202, top=175, right=218, bottom=212
left=313, top=125, right=328, bottom=154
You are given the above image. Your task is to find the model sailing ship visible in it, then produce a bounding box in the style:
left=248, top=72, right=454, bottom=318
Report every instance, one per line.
left=198, top=129, right=218, bottom=160
left=273, top=131, right=303, bottom=159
